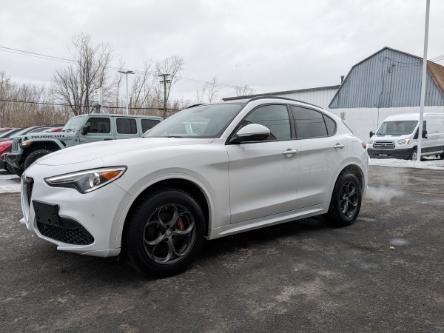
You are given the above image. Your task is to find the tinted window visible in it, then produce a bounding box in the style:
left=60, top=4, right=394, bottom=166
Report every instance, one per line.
left=141, top=119, right=160, bottom=132
left=86, top=118, right=111, bottom=134
left=146, top=103, right=243, bottom=138
left=243, top=104, right=291, bottom=141
left=116, top=118, right=137, bottom=134
left=324, top=115, right=337, bottom=136
left=291, top=106, right=327, bottom=139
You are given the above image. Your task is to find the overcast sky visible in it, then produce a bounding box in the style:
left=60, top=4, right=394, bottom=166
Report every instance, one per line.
left=1, top=0, right=444, bottom=102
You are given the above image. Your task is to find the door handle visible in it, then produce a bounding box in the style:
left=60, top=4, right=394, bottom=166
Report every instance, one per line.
left=282, top=148, right=298, bottom=157
left=333, top=143, right=345, bottom=149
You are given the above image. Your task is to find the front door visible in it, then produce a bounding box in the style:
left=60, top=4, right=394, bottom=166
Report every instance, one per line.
left=80, top=117, right=113, bottom=143
left=227, top=104, right=300, bottom=224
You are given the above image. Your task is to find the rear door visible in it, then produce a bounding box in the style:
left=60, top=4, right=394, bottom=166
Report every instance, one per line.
left=226, top=104, right=301, bottom=224
left=289, top=106, right=344, bottom=207
left=115, top=117, right=139, bottom=139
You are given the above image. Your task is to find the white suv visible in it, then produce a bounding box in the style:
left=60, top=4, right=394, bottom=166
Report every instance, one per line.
left=21, top=97, right=368, bottom=276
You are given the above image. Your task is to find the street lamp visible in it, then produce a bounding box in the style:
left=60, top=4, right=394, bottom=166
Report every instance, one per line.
left=417, top=0, right=431, bottom=162
left=118, top=70, right=135, bottom=115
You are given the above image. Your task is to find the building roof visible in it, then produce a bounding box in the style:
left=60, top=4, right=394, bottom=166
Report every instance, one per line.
left=427, top=61, right=444, bottom=95
left=329, top=47, right=444, bottom=108
left=222, top=85, right=340, bottom=101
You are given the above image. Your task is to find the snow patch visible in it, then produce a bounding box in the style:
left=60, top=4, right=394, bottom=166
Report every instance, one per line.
left=0, top=170, right=20, bottom=193
left=369, top=158, right=444, bottom=170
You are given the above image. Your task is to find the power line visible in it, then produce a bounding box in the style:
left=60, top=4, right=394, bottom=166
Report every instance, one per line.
left=0, top=98, right=178, bottom=111
left=0, top=43, right=251, bottom=89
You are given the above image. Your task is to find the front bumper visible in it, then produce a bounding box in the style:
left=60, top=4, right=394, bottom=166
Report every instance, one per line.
left=20, top=165, right=134, bottom=257
left=367, top=147, right=413, bottom=159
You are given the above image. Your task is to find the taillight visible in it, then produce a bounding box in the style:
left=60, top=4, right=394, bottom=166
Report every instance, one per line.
left=0, top=141, right=12, bottom=156
left=361, top=142, right=367, bottom=149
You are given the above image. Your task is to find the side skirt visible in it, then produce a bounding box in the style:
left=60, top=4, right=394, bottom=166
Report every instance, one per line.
left=209, top=204, right=326, bottom=239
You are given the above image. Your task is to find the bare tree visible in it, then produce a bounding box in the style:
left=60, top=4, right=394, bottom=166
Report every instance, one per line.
left=155, top=56, right=184, bottom=117
left=129, top=64, right=155, bottom=108
left=54, top=33, right=111, bottom=115
left=195, top=77, right=219, bottom=103
left=234, top=84, right=255, bottom=97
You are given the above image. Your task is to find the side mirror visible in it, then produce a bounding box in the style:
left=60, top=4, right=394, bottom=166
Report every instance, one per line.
left=422, top=130, right=428, bottom=139
left=81, top=125, right=90, bottom=135
left=369, top=131, right=375, bottom=138
left=229, top=123, right=271, bottom=144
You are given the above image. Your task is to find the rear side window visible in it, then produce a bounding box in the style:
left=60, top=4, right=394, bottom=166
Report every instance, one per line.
left=290, top=106, right=328, bottom=139
left=87, top=118, right=111, bottom=134
left=116, top=118, right=137, bottom=134
left=324, top=115, right=337, bottom=136
left=141, top=119, right=161, bottom=132
left=243, top=104, right=291, bottom=141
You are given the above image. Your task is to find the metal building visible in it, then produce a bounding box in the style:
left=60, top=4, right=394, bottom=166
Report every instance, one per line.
left=222, top=85, right=340, bottom=110
left=223, top=47, right=444, bottom=141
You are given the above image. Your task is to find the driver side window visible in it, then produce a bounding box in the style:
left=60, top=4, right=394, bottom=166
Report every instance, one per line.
left=243, top=104, right=291, bottom=141
left=85, top=117, right=111, bottom=134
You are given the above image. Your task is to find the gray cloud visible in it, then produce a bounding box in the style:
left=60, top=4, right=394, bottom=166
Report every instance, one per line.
left=1, top=0, right=443, bottom=102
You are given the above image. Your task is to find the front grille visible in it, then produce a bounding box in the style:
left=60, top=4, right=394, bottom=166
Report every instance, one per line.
left=36, top=222, right=94, bottom=245
left=12, top=140, right=19, bottom=152
left=373, top=141, right=395, bottom=149
left=33, top=201, right=94, bottom=245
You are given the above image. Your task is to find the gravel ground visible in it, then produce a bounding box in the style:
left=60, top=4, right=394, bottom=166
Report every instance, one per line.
left=0, top=166, right=443, bottom=332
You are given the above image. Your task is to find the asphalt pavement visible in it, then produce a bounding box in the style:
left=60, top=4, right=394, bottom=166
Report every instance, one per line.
left=0, top=166, right=443, bottom=332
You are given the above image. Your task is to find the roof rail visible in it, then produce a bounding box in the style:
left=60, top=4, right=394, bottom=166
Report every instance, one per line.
left=246, top=95, right=323, bottom=109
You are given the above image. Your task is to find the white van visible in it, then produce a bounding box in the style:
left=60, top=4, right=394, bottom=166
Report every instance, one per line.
left=367, top=113, right=444, bottom=160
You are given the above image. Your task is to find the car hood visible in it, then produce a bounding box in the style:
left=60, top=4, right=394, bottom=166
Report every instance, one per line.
left=36, top=137, right=214, bottom=166
left=372, top=134, right=413, bottom=141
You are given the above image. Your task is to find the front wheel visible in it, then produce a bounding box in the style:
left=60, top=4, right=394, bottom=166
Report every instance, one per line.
left=23, top=149, right=53, bottom=170
left=326, top=172, right=362, bottom=227
left=126, top=189, right=205, bottom=277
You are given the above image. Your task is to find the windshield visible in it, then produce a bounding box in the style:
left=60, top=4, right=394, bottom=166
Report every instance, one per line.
left=145, top=103, right=244, bottom=138
left=376, top=120, right=418, bottom=136
left=63, top=116, right=86, bottom=132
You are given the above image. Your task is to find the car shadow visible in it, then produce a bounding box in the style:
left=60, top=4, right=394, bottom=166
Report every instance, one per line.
left=41, top=216, right=330, bottom=283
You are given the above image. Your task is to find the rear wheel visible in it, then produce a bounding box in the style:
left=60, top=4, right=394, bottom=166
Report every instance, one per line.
left=326, top=172, right=362, bottom=227
left=126, top=189, right=205, bottom=277
left=23, top=149, right=52, bottom=170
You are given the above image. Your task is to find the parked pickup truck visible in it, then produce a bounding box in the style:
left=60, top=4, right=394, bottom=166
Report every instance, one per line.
left=5, top=114, right=162, bottom=176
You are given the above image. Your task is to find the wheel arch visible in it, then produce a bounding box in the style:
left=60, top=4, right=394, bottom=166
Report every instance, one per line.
left=329, top=161, right=366, bottom=203
left=120, top=177, right=212, bottom=255
left=22, top=140, right=62, bottom=159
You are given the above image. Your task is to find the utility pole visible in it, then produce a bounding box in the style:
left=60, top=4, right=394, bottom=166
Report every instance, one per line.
left=159, top=73, right=171, bottom=118
left=417, top=0, right=431, bottom=162
left=118, top=70, right=135, bottom=115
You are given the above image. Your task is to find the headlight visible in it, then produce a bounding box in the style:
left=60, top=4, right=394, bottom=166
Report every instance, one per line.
left=45, top=167, right=126, bottom=193
left=397, top=138, right=412, bottom=145
left=21, top=140, right=32, bottom=147
left=369, top=139, right=374, bottom=144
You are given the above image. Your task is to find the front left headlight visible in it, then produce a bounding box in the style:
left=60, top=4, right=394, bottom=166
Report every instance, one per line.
left=397, top=138, right=412, bottom=145
left=45, top=167, right=126, bottom=193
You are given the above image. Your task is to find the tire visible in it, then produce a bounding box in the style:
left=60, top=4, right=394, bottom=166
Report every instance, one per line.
left=126, top=189, right=205, bottom=277
left=326, top=172, right=362, bottom=227
left=410, top=148, right=417, bottom=161
left=6, top=163, right=22, bottom=177
left=23, top=149, right=52, bottom=171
